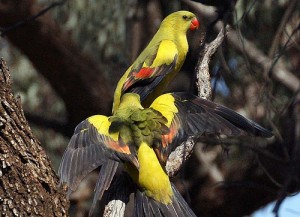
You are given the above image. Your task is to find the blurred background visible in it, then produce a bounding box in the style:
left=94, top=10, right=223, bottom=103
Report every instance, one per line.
left=0, top=0, right=299, bottom=216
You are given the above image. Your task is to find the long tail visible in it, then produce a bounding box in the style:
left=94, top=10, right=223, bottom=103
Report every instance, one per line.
left=134, top=183, right=197, bottom=217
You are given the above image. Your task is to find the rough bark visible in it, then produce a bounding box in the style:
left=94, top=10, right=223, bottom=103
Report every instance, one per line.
left=0, top=0, right=113, bottom=125
left=0, top=58, right=68, bottom=216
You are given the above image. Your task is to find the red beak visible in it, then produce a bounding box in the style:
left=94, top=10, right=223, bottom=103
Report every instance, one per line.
left=190, top=18, right=199, bottom=30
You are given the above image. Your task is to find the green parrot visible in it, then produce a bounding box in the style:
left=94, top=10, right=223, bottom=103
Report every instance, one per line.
left=112, top=11, right=200, bottom=113
left=59, top=92, right=272, bottom=216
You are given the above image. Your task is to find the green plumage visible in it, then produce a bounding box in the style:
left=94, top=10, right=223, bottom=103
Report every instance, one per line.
left=112, top=11, right=199, bottom=113
left=59, top=91, right=272, bottom=216
left=109, top=93, right=169, bottom=148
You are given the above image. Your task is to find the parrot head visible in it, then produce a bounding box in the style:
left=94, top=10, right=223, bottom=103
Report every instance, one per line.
left=161, top=11, right=200, bottom=32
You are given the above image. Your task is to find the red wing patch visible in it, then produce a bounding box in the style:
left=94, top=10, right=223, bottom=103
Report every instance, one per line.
left=122, top=67, right=155, bottom=92
left=161, top=124, right=178, bottom=148
left=108, top=141, right=131, bottom=155
left=133, top=67, right=154, bottom=78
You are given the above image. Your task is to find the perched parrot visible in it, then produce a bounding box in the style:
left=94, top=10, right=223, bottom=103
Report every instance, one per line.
left=112, top=11, right=200, bottom=114
left=59, top=92, right=272, bottom=216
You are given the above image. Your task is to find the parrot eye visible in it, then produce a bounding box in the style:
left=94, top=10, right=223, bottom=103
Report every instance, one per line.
left=182, top=15, right=188, bottom=20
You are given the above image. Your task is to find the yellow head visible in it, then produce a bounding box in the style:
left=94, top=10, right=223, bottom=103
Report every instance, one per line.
left=160, top=11, right=199, bottom=33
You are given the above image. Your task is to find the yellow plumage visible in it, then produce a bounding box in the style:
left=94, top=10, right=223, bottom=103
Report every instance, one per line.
left=137, top=142, right=172, bottom=204
left=112, top=11, right=199, bottom=114
left=150, top=93, right=178, bottom=127
left=59, top=91, right=272, bottom=216
left=58, top=10, right=270, bottom=216
left=88, top=115, right=118, bottom=140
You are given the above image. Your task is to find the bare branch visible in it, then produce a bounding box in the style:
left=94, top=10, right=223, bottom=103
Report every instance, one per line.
left=196, top=27, right=227, bottom=99
left=104, top=200, right=126, bottom=217
left=166, top=27, right=226, bottom=177
left=166, top=137, right=195, bottom=177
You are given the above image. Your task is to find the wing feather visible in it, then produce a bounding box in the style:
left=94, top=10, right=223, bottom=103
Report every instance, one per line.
left=89, top=160, right=119, bottom=216
left=150, top=92, right=273, bottom=162
left=122, top=40, right=178, bottom=101
left=58, top=115, right=138, bottom=196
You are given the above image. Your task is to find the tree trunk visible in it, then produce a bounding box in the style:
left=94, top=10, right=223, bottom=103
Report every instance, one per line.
left=0, top=59, right=68, bottom=216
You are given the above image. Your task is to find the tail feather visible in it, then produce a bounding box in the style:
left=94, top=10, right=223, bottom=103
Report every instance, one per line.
left=134, top=183, right=197, bottom=217
left=171, top=184, right=197, bottom=217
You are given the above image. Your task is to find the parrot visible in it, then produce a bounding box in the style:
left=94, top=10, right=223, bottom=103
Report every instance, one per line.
left=112, top=11, right=200, bottom=114
left=59, top=92, right=273, bottom=216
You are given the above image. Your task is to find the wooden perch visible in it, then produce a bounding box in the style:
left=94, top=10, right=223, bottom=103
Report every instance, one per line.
left=166, top=27, right=227, bottom=177
left=0, top=58, right=68, bottom=216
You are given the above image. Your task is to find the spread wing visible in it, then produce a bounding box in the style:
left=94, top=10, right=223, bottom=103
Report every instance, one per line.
left=121, top=40, right=178, bottom=101
left=58, top=115, right=138, bottom=197
left=150, top=92, right=273, bottom=163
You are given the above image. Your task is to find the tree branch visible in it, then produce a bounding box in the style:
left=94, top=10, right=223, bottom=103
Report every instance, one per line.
left=0, top=58, right=69, bottom=216
left=166, top=27, right=226, bottom=177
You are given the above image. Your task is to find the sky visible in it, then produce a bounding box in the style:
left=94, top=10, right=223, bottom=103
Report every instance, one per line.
left=252, top=193, right=300, bottom=217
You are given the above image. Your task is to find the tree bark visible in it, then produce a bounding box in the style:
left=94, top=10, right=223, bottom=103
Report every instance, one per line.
left=0, top=58, right=68, bottom=216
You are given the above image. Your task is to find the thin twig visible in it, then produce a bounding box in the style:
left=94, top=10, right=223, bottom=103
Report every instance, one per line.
left=256, top=156, right=283, bottom=188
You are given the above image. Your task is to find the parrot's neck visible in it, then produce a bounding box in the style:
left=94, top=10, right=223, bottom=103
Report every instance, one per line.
left=156, top=27, right=188, bottom=73
left=137, top=142, right=173, bottom=204
left=114, top=93, right=143, bottom=118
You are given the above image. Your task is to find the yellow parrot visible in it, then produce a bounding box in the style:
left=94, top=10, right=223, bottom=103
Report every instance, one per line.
left=59, top=92, right=272, bottom=216
left=112, top=11, right=200, bottom=114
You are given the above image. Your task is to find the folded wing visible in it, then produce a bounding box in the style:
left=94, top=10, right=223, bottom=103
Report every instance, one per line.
left=121, top=40, right=178, bottom=101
